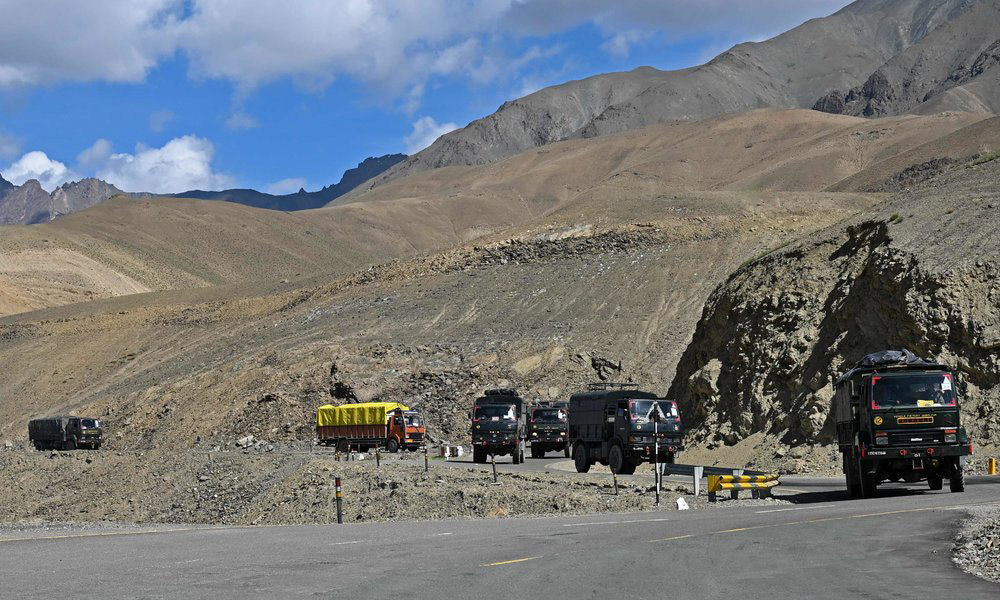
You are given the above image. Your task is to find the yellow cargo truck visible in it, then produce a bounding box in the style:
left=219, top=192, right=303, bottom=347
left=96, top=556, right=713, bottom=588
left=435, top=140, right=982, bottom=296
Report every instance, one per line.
left=316, top=402, right=425, bottom=452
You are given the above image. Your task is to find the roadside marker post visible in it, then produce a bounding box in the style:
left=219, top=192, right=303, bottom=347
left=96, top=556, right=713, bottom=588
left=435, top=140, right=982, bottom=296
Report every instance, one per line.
left=335, top=477, right=344, bottom=524
left=989, top=457, right=997, bottom=475
left=375, top=447, right=381, bottom=469
left=492, top=454, right=498, bottom=484
left=693, top=466, right=704, bottom=496
left=613, top=472, right=619, bottom=495
left=424, top=445, right=429, bottom=473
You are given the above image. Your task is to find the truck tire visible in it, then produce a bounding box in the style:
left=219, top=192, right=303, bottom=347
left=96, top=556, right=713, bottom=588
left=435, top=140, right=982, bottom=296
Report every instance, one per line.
left=337, top=438, right=349, bottom=453
left=512, top=448, right=521, bottom=465
left=927, top=474, right=943, bottom=490
left=665, top=452, right=676, bottom=465
left=386, top=438, right=400, bottom=453
left=64, top=439, right=76, bottom=451
left=618, top=459, right=637, bottom=475
left=950, top=466, right=966, bottom=493
left=574, top=442, right=590, bottom=473
left=608, top=444, right=627, bottom=475
left=564, top=445, right=570, bottom=458
left=858, top=458, right=876, bottom=499
left=530, top=444, right=543, bottom=459
left=473, top=446, right=487, bottom=464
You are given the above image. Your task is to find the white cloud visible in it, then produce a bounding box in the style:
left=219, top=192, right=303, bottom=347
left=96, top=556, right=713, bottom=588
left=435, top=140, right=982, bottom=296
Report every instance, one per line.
left=3, top=150, right=77, bottom=190
left=225, top=110, right=260, bottom=130
left=404, top=117, right=459, bottom=155
left=0, top=129, right=22, bottom=160
left=149, top=109, right=175, bottom=133
left=266, top=178, right=307, bottom=195
left=0, top=0, right=852, bottom=109
left=77, top=138, right=113, bottom=170
left=95, top=135, right=233, bottom=193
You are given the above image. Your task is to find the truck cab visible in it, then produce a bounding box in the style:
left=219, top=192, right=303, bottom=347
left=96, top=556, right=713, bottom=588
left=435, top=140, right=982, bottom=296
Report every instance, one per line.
left=471, top=389, right=526, bottom=464
left=397, top=409, right=426, bottom=451
left=527, top=401, right=569, bottom=458
left=569, top=383, right=684, bottom=474
left=833, top=350, right=972, bottom=498
left=28, top=416, right=103, bottom=451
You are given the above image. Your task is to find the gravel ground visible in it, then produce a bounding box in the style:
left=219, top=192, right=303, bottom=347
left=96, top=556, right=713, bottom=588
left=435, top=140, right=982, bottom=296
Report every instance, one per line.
left=953, top=505, right=1000, bottom=584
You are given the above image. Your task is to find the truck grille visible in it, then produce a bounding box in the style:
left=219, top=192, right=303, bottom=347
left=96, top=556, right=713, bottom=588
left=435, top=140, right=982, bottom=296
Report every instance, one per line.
left=888, top=430, right=944, bottom=445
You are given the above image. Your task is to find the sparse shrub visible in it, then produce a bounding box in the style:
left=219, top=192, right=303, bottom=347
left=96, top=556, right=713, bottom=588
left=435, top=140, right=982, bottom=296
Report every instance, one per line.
left=971, top=148, right=1000, bottom=166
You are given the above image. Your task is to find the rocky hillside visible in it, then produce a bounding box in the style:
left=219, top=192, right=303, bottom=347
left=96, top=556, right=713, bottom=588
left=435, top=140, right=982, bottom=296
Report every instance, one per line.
left=360, top=0, right=984, bottom=191
left=814, top=0, right=1000, bottom=116
left=0, top=178, right=56, bottom=225
left=668, top=152, right=1000, bottom=453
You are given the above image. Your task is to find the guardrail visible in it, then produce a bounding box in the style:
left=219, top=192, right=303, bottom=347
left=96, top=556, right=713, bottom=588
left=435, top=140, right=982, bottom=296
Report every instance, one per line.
left=707, top=474, right=780, bottom=502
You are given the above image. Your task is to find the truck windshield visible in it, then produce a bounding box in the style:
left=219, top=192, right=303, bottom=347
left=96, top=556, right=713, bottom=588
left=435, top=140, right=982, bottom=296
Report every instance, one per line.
left=475, top=405, right=516, bottom=421
left=531, top=408, right=566, bottom=423
left=629, top=400, right=678, bottom=422
left=871, top=373, right=956, bottom=409
left=404, top=413, right=422, bottom=426
left=81, top=419, right=99, bottom=428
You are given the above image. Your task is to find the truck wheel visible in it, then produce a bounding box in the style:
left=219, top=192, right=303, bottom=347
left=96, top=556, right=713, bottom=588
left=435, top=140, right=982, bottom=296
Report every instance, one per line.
left=386, top=439, right=400, bottom=453
left=574, top=442, right=590, bottom=473
left=927, top=475, right=943, bottom=490
left=530, top=444, right=543, bottom=459
left=858, top=459, right=876, bottom=499
left=608, top=445, right=627, bottom=475
left=563, top=445, right=570, bottom=458
left=336, top=438, right=349, bottom=453
left=64, top=439, right=76, bottom=451
left=665, top=452, right=676, bottom=465
left=618, top=459, right=637, bottom=476
left=473, top=446, right=486, bottom=464
left=512, top=448, right=521, bottom=465
left=949, top=467, right=966, bottom=493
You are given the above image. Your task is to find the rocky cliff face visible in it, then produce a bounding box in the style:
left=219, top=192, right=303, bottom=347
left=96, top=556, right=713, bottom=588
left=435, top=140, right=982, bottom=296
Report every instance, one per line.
left=362, top=0, right=978, bottom=192
left=668, top=155, right=1000, bottom=449
left=49, top=178, right=126, bottom=219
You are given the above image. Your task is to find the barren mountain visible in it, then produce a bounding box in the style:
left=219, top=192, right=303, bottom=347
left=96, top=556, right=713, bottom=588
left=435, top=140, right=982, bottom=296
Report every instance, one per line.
left=814, top=0, right=1000, bottom=116
left=358, top=0, right=986, bottom=192
left=0, top=179, right=53, bottom=225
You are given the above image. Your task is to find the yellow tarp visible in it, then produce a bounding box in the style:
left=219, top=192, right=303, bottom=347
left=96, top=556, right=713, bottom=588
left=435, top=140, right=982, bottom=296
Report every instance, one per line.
left=316, top=402, right=409, bottom=427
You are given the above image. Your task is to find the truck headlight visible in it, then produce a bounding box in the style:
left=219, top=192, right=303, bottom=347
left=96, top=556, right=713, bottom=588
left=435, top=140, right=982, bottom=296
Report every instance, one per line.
left=944, top=433, right=957, bottom=443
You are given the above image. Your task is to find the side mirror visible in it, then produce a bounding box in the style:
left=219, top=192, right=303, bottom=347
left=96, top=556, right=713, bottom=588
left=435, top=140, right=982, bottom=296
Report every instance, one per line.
left=850, top=380, right=860, bottom=400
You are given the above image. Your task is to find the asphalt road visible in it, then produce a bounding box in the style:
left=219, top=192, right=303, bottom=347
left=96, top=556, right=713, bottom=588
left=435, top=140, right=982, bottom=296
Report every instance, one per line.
left=1, top=476, right=998, bottom=599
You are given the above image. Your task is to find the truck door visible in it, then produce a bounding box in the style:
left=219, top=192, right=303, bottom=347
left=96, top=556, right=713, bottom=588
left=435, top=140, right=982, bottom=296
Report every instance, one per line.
left=615, top=401, right=629, bottom=443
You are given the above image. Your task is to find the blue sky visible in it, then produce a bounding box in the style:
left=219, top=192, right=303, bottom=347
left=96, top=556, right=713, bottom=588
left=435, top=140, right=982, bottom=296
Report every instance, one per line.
left=0, top=1, right=850, bottom=194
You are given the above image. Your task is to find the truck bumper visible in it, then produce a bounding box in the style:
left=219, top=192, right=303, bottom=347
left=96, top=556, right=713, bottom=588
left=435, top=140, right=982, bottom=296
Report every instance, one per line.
left=864, top=443, right=972, bottom=460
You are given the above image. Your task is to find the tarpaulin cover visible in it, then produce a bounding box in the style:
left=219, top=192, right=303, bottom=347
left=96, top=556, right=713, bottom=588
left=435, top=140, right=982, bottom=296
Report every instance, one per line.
left=316, top=402, right=408, bottom=427
left=856, top=350, right=935, bottom=369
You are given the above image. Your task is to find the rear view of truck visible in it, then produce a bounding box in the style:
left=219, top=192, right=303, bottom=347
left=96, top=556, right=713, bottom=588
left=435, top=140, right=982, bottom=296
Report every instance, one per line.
left=316, top=402, right=426, bottom=452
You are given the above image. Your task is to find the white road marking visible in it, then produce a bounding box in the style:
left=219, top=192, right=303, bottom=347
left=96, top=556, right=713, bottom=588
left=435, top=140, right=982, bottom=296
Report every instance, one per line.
left=755, top=504, right=835, bottom=514
left=329, top=540, right=362, bottom=546
left=562, top=518, right=670, bottom=527
left=433, top=532, right=453, bottom=536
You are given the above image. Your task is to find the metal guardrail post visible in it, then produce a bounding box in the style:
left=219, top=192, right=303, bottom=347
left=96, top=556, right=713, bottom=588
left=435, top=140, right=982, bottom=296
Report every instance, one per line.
left=335, top=477, right=343, bottom=524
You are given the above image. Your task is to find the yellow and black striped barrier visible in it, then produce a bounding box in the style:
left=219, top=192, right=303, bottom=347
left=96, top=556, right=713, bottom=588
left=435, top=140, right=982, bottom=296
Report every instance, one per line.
left=707, top=474, right=780, bottom=502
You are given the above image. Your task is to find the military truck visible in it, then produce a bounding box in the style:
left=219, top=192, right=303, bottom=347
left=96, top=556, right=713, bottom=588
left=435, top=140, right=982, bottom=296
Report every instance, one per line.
left=527, top=401, right=569, bottom=458
left=471, top=389, right=526, bottom=464
left=316, top=402, right=426, bottom=452
left=833, top=350, right=973, bottom=498
left=568, top=383, right=683, bottom=474
left=28, top=416, right=103, bottom=451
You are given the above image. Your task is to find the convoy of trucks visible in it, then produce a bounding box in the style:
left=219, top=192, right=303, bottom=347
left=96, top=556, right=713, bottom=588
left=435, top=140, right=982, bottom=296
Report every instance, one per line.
left=25, top=349, right=981, bottom=504
left=28, top=416, right=103, bottom=451
left=833, top=350, right=972, bottom=498
left=316, top=402, right=425, bottom=452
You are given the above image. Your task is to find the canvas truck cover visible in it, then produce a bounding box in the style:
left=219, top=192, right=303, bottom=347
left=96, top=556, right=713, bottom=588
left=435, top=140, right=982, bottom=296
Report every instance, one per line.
left=316, top=402, right=409, bottom=427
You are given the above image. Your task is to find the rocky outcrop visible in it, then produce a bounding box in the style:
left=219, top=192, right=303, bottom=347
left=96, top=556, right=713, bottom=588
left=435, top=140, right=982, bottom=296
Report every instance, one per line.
left=669, top=157, right=1000, bottom=448
left=0, top=179, right=53, bottom=225
left=49, top=178, right=126, bottom=219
